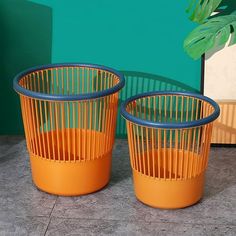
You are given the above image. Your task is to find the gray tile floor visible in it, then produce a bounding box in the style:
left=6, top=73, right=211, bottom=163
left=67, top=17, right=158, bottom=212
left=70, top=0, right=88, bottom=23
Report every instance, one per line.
left=0, top=136, right=235, bottom=236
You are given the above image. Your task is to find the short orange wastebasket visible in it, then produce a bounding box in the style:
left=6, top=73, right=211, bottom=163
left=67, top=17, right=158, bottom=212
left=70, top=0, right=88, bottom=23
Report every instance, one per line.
left=121, top=92, right=220, bottom=209
left=14, top=63, right=125, bottom=196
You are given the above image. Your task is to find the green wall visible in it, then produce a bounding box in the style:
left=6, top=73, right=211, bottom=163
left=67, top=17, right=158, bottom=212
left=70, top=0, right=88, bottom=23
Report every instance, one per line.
left=0, top=0, right=200, bottom=134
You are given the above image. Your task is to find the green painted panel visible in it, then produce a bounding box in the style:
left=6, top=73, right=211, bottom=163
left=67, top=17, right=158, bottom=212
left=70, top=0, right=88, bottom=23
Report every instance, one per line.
left=0, top=0, right=52, bottom=134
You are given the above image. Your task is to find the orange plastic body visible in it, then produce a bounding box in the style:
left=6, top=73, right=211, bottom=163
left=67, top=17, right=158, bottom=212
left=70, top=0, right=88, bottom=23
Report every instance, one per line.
left=29, top=129, right=112, bottom=195
left=133, top=171, right=204, bottom=209
left=31, top=152, right=111, bottom=196
left=16, top=65, right=121, bottom=196
left=124, top=94, right=215, bottom=209
left=132, top=149, right=205, bottom=209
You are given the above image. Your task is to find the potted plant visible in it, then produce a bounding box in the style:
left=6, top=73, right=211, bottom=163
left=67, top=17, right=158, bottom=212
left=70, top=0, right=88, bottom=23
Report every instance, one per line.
left=184, top=0, right=236, bottom=145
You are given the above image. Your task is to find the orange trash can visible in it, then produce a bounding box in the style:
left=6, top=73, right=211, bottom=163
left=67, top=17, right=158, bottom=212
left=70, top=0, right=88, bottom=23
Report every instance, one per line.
left=14, top=63, right=125, bottom=196
left=121, top=92, right=220, bottom=209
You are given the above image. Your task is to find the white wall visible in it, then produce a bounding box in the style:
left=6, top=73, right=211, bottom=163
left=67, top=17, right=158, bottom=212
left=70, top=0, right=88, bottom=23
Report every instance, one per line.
left=204, top=42, right=236, bottom=100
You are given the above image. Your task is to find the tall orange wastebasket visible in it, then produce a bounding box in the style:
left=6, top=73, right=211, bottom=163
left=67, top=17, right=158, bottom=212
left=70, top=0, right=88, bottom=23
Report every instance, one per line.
left=14, top=63, right=125, bottom=196
left=121, top=92, right=220, bottom=209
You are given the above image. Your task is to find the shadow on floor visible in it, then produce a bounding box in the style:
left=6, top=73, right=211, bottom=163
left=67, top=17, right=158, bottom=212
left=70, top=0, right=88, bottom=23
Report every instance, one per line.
left=109, top=140, right=132, bottom=185
left=203, top=147, right=236, bottom=200
left=0, top=135, right=25, bottom=163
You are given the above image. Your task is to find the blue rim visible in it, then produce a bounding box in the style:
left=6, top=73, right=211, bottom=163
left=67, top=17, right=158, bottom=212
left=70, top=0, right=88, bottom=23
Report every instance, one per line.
left=121, top=91, right=220, bottom=129
left=13, top=63, right=125, bottom=101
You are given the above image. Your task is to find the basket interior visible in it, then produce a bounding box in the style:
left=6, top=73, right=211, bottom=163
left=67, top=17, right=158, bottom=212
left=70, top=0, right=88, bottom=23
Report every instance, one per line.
left=126, top=94, right=215, bottom=124
left=18, top=66, right=120, bottom=96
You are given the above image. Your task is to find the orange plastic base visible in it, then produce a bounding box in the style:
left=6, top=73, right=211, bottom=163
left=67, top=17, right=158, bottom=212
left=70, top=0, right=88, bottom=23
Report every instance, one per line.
left=30, top=151, right=111, bottom=196
left=133, top=170, right=205, bottom=209
left=28, top=128, right=113, bottom=196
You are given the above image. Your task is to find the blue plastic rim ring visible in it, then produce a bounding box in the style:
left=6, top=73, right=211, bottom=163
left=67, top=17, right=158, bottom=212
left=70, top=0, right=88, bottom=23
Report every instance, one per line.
left=121, top=91, right=220, bottom=129
left=13, top=63, right=125, bottom=101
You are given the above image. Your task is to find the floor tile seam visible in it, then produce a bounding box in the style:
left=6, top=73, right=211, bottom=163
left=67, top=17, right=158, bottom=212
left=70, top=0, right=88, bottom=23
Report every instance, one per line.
left=42, top=196, right=58, bottom=236
left=47, top=216, right=236, bottom=227
left=5, top=197, right=59, bottom=219
left=49, top=196, right=58, bottom=218
left=5, top=215, right=50, bottom=220
left=43, top=217, right=52, bottom=236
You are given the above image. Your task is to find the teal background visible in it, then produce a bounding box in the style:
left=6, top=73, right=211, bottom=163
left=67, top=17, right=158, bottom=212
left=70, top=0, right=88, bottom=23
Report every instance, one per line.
left=0, top=0, right=200, bottom=135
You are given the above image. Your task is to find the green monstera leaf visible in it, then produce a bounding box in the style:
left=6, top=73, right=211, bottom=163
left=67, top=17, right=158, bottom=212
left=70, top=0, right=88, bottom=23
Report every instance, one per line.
left=184, top=14, right=236, bottom=59
left=187, top=0, right=223, bottom=23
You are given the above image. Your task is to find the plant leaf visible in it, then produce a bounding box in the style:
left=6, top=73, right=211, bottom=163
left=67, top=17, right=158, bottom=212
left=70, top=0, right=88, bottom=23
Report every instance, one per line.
left=187, top=0, right=223, bottom=23
left=186, top=0, right=197, bottom=13
left=184, top=15, right=236, bottom=59
left=230, top=21, right=236, bottom=45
